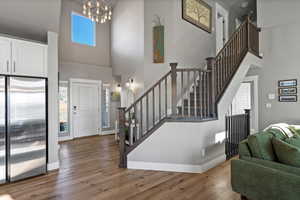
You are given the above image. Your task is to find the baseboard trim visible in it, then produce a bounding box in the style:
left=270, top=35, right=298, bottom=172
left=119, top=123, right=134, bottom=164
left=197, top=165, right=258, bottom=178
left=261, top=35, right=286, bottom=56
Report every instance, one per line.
left=101, top=130, right=115, bottom=135
left=47, top=161, right=60, bottom=171
left=128, top=154, right=226, bottom=173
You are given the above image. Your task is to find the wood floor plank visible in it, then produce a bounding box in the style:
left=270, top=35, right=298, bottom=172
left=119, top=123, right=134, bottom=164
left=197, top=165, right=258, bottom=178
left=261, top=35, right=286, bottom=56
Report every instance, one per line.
left=0, top=135, right=239, bottom=200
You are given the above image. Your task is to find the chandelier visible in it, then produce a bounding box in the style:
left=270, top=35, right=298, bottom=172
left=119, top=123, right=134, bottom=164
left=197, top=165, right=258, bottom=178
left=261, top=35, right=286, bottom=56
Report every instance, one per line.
left=82, top=0, right=112, bottom=23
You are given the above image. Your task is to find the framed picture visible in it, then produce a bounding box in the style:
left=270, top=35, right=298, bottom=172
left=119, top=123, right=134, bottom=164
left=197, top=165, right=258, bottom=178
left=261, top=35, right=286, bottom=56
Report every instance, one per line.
left=153, top=25, right=164, bottom=63
left=278, top=87, right=297, bottom=95
left=279, top=95, right=297, bottom=102
left=182, top=0, right=212, bottom=33
left=278, top=79, right=297, bottom=87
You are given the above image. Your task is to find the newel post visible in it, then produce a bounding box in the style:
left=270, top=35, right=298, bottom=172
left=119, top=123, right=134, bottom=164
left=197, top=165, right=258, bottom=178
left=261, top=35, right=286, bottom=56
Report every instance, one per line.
left=118, top=107, right=127, bottom=168
left=170, top=63, right=178, bottom=116
left=244, top=109, right=251, bottom=137
left=206, top=57, right=216, bottom=117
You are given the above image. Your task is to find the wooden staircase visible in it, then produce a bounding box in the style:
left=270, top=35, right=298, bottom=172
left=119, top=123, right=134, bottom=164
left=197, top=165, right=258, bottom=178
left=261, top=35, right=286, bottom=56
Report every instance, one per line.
left=118, top=17, right=261, bottom=168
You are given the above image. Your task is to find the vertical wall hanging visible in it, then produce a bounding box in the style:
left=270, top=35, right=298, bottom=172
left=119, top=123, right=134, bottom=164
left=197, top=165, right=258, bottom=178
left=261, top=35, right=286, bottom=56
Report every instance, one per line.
left=153, top=15, right=164, bottom=63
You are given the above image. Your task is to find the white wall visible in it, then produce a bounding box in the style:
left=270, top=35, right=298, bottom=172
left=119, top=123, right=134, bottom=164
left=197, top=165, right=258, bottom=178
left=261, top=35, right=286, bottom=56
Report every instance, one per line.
left=111, top=0, right=145, bottom=93
left=0, top=0, right=61, bottom=42
left=60, top=62, right=113, bottom=84
left=247, top=0, right=300, bottom=129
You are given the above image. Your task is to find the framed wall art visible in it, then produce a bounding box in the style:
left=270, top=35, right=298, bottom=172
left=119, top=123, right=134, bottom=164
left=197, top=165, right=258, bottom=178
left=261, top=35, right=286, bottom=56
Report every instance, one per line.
left=279, top=95, right=297, bottom=102
left=278, top=87, right=297, bottom=95
left=182, top=0, right=212, bottom=33
left=153, top=25, right=164, bottom=63
left=278, top=79, right=297, bottom=87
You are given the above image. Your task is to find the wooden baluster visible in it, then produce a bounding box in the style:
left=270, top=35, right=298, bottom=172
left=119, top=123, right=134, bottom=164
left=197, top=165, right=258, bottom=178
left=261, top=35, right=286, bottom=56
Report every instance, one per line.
left=133, top=105, right=137, bottom=142
left=198, top=71, right=203, bottom=118
left=207, top=72, right=211, bottom=117
left=181, top=71, right=184, bottom=116
left=245, top=109, right=251, bottom=137
left=170, top=63, right=178, bottom=117
left=140, top=100, right=143, bottom=138
left=203, top=72, right=207, bottom=117
left=159, top=82, right=161, bottom=120
left=165, top=76, right=168, bottom=117
left=247, top=16, right=251, bottom=52
left=118, top=107, right=127, bottom=168
left=206, top=72, right=210, bottom=117
left=217, top=57, right=220, bottom=94
left=194, top=70, right=197, bottom=117
left=146, top=94, right=149, bottom=131
left=152, top=88, right=155, bottom=126
left=238, top=28, right=241, bottom=58
left=187, top=71, right=191, bottom=117
left=128, top=110, right=132, bottom=146
left=226, top=46, right=229, bottom=80
left=220, top=53, right=223, bottom=89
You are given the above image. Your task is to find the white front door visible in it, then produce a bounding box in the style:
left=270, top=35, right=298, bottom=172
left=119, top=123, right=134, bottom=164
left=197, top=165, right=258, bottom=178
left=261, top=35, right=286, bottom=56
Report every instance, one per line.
left=72, top=82, right=100, bottom=138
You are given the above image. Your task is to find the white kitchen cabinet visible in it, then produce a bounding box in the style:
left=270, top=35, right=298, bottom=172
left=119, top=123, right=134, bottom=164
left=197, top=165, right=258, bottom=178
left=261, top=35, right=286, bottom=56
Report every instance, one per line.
left=12, top=40, right=47, bottom=77
left=0, top=37, right=11, bottom=75
left=0, top=36, right=47, bottom=77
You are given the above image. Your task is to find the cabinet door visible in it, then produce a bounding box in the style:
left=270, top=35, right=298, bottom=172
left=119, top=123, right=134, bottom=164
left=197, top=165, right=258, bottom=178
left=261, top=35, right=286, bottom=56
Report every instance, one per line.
left=0, top=37, right=11, bottom=75
left=12, top=40, right=47, bottom=77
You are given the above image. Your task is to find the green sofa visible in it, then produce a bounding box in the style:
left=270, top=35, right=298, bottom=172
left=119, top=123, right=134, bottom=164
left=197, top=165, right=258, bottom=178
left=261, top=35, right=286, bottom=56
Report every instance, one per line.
left=231, top=129, right=300, bottom=200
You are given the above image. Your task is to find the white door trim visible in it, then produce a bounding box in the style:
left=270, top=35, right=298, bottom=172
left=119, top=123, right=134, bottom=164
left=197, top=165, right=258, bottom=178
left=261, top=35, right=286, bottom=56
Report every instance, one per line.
left=69, top=78, right=102, bottom=140
left=215, top=2, right=229, bottom=54
left=58, top=80, right=73, bottom=142
left=243, top=75, right=259, bottom=133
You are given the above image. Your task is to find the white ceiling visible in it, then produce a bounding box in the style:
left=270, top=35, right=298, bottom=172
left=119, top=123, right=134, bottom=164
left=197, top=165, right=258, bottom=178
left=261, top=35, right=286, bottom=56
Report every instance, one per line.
left=0, top=0, right=61, bottom=42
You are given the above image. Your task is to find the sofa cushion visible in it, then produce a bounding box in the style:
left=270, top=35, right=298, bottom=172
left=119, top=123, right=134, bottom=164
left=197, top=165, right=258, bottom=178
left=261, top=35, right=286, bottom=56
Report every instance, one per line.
left=273, top=138, right=300, bottom=168
left=285, top=135, right=300, bottom=148
left=266, top=128, right=286, bottom=140
left=248, top=132, right=276, bottom=161
left=239, top=140, right=251, bottom=158
left=287, top=126, right=300, bottom=136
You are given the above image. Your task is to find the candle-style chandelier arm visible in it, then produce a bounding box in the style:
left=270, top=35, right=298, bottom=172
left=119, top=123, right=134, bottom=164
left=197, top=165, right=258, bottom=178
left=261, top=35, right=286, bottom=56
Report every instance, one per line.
left=82, top=0, right=112, bottom=23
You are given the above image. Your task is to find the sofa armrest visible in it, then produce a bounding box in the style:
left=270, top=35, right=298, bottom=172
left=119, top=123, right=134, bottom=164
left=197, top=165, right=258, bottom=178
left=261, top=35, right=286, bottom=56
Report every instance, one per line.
left=231, top=159, right=300, bottom=200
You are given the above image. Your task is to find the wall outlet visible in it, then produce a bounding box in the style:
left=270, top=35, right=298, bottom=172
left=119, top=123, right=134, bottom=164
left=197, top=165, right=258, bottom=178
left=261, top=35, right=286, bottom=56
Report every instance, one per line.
left=266, top=103, right=272, bottom=108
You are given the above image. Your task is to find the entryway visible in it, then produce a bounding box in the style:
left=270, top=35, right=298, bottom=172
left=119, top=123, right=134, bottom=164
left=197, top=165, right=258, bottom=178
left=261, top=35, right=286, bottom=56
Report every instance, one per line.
left=70, top=79, right=102, bottom=139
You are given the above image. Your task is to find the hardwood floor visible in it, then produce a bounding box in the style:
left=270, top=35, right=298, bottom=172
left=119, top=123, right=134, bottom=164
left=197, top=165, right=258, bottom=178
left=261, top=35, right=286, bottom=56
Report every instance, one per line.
left=0, top=135, right=240, bottom=200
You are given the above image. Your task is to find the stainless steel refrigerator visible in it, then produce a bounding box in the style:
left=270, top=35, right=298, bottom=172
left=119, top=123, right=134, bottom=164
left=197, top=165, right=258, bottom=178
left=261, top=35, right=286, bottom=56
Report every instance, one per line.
left=0, top=76, right=47, bottom=183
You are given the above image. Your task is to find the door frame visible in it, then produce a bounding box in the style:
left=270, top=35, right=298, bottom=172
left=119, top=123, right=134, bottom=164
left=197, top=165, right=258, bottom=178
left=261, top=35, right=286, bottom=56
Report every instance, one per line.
left=243, top=75, right=259, bottom=133
left=215, top=2, right=229, bottom=54
left=69, top=78, right=102, bottom=140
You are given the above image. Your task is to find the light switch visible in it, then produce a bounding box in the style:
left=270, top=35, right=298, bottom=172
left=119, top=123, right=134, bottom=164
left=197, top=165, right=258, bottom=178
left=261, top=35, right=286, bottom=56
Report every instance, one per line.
left=266, top=103, right=272, bottom=108
left=268, top=93, right=275, bottom=100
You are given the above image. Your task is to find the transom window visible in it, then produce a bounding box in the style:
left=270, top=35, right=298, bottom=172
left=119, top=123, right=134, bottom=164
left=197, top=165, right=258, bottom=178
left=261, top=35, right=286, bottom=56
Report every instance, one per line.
left=71, top=12, right=96, bottom=46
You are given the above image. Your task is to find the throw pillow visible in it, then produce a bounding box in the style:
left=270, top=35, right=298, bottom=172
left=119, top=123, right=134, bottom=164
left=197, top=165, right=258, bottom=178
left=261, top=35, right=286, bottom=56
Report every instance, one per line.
left=272, top=138, right=300, bottom=168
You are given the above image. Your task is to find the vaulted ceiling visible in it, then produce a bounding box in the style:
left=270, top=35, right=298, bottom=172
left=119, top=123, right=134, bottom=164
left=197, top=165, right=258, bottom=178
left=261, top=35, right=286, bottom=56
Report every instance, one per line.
left=0, top=0, right=61, bottom=42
